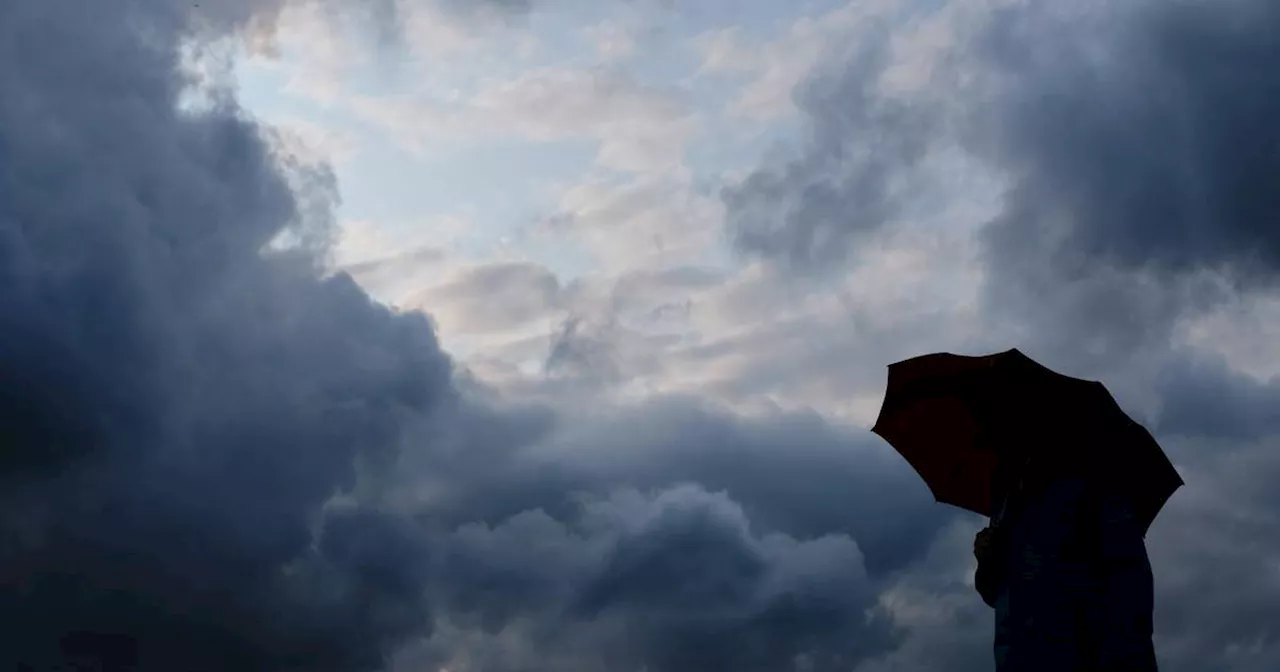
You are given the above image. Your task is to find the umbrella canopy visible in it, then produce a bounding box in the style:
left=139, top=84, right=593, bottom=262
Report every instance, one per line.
left=870, top=348, right=1183, bottom=533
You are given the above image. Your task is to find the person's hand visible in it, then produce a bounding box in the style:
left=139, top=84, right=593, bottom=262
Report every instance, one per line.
left=974, top=527, right=994, bottom=561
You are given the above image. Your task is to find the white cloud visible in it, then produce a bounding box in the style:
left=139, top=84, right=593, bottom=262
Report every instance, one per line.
left=330, top=214, right=498, bottom=310
left=585, top=20, right=640, bottom=62
left=343, top=95, right=462, bottom=154
left=242, top=1, right=373, bottom=104
left=334, top=214, right=475, bottom=267
left=645, top=225, right=991, bottom=425
left=402, top=261, right=565, bottom=335
left=538, top=171, right=724, bottom=270
left=693, top=1, right=897, bottom=121
left=471, top=67, right=697, bottom=171
left=346, top=66, right=697, bottom=171
left=399, top=0, right=510, bottom=56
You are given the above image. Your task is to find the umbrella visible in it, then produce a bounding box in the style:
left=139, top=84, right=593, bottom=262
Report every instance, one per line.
left=870, top=348, right=1183, bottom=534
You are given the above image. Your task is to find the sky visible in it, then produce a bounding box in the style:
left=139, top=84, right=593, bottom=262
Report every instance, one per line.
left=1, top=0, right=1278, bottom=670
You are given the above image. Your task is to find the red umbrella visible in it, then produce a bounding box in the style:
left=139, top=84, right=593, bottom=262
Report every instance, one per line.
left=870, top=348, right=1183, bottom=533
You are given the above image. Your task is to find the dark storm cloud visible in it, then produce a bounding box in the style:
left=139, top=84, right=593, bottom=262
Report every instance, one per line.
left=0, top=1, right=947, bottom=671
left=396, top=398, right=948, bottom=576
left=972, top=0, right=1280, bottom=371
left=723, top=1, right=1280, bottom=669
left=1153, top=352, right=1280, bottom=441
left=1146, top=429, right=1280, bottom=672
left=262, top=390, right=946, bottom=671
left=0, top=1, right=453, bottom=668
left=409, top=484, right=898, bottom=672
left=977, top=0, right=1280, bottom=282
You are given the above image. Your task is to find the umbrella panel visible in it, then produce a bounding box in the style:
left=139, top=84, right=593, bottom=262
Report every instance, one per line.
left=873, top=395, right=1000, bottom=515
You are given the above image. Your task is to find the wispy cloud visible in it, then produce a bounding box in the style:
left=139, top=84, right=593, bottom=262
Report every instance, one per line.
left=346, top=66, right=698, bottom=171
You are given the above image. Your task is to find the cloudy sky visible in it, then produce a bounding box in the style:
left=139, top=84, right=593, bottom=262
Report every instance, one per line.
left=2, top=0, right=1279, bottom=670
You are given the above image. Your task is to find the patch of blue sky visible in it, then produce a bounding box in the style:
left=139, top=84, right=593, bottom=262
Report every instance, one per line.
left=347, top=137, right=594, bottom=228
left=291, top=146, right=589, bottom=280
left=238, top=64, right=598, bottom=270
left=234, top=0, right=851, bottom=282
left=686, top=109, right=805, bottom=175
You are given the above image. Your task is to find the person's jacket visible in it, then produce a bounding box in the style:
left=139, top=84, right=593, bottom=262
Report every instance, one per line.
left=975, top=447, right=1099, bottom=608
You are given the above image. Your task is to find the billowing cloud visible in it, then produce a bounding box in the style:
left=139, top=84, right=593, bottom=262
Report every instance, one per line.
left=0, top=1, right=957, bottom=671
left=0, top=1, right=448, bottom=668
left=977, top=0, right=1280, bottom=278
left=400, top=483, right=895, bottom=672
left=970, top=0, right=1280, bottom=382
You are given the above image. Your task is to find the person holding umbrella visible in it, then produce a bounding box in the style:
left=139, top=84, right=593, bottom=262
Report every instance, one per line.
left=872, top=349, right=1181, bottom=672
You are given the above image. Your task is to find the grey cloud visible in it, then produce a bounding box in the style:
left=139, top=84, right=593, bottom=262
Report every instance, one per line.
left=543, top=315, right=623, bottom=382
left=394, top=397, right=953, bottom=579
left=973, top=0, right=1280, bottom=370
left=0, top=0, right=451, bottom=668
left=721, top=20, right=940, bottom=272
left=850, top=520, right=998, bottom=672
left=723, top=0, right=1280, bottom=669
left=375, top=395, right=955, bottom=671
left=1, top=1, right=957, bottom=671
left=1143, top=430, right=1280, bottom=672
left=728, top=0, right=1280, bottom=357
left=976, top=0, right=1280, bottom=283
left=408, top=485, right=897, bottom=672
left=724, top=0, right=1279, bottom=386
left=1153, top=351, right=1280, bottom=441
left=437, top=0, right=534, bottom=16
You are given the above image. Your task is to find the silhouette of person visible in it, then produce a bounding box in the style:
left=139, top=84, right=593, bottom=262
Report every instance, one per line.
left=973, top=432, right=1159, bottom=671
